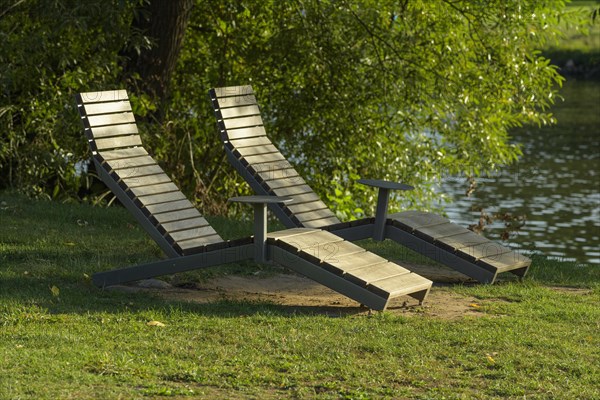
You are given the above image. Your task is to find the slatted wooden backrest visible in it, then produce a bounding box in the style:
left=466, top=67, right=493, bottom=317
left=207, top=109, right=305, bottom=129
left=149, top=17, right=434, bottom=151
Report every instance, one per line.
left=76, top=90, right=223, bottom=255
left=209, top=85, right=341, bottom=229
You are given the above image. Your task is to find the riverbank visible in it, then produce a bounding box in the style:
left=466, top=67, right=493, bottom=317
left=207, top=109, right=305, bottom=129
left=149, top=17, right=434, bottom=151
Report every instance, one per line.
left=543, top=1, right=600, bottom=79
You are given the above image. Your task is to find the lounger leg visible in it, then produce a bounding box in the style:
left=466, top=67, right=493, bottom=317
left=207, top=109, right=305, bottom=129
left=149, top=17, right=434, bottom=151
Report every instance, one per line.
left=254, top=203, right=268, bottom=263
left=373, top=187, right=390, bottom=241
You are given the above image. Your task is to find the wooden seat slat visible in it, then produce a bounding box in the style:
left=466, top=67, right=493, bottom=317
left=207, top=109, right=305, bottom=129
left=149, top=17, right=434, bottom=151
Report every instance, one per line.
left=219, top=105, right=260, bottom=119
left=415, top=222, right=471, bottom=242
left=228, top=136, right=273, bottom=148
left=272, top=184, right=315, bottom=198
left=121, top=173, right=172, bottom=189
left=321, top=250, right=387, bottom=275
left=301, top=216, right=341, bottom=229
left=134, top=191, right=187, bottom=206
left=285, top=200, right=331, bottom=214
left=86, top=112, right=136, bottom=127
left=176, top=234, right=224, bottom=250
left=478, top=251, right=531, bottom=272
left=249, top=160, right=294, bottom=175
left=346, top=262, right=411, bottom=287
left=86, top=123, right=139, bottom=139
left=244, top=152, right=287, bottom=165
left=111, top=164, right=164, bottom=180
left=143, top=199, right=195, bottom=216
left=456, top=241, right=514, bottom=262
left=91, top=135, right=142, bottom=151
left=367, top=273, right=432, bottom=298
left=291, top=208, right=337, bottom=224
left=167, top=226, right=221, bottom=243
left=128, top=182, right=179, bottom=198
left=160, top=217, right=212, bottom=234
left=96, top=147, right=148, bottom=161
left=211, top=85, right=254, bottom=98
left=390, top=210, right=449, bottom=232
left=221, top=115, right=263, bottom=130
left=152, top=208, right=203, bottom=224
left=224, top=125, right=266, bottom=140
left=83, top=100, right=132, bottom=115
left=105, top=155, right=156, bottom=171
left=79, top=90, right=128, bottom=104
left=234, top=144, right=280, bottom=157
left=435, top=231, right=490, bottom=252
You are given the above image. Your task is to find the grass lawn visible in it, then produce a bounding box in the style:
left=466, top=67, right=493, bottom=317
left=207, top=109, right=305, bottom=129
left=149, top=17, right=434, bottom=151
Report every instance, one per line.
left=1, top=192, right=598, bottom=399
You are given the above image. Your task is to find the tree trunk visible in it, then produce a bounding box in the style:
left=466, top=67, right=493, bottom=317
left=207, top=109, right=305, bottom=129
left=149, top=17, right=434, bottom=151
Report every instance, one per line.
left=124, top=0, right=194, bottom=117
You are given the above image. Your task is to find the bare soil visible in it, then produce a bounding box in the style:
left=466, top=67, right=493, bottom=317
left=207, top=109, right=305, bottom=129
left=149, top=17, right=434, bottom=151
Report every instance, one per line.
left=109, top=262, right=500, bottom=319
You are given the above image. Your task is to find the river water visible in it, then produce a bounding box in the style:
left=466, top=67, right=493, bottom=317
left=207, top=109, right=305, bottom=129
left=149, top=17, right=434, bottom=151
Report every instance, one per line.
left=440, top=79, right=600, bottom=264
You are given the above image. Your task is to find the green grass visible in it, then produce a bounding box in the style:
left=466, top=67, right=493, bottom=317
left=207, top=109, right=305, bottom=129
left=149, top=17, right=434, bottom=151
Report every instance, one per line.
left=1, top=192, right=599, bottom=399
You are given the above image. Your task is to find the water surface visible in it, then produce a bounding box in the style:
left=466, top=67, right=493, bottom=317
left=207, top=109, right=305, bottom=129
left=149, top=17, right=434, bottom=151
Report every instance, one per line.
left=441, top=79, right=600, bottom=264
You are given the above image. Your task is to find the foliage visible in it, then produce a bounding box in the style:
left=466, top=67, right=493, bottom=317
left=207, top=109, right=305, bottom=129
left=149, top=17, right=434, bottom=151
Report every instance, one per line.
left=0, top=0, right=144, bottom=200
left=0, top=0, right=594, bottom=216
left=1, top=192, right=599, bottom=399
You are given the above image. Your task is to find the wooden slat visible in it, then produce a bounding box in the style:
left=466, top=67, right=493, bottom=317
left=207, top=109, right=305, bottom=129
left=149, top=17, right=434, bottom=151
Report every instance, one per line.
left=244, top=152, right=287, bottom=165
left=269, top=229, right=332, bottom=247
left=415, top=222, right=470, bottom=242
left=259, top=168, right=302, bottom=183
left=79, top=90, right=128, bottom=104
left=87, top=112, right=135, bottom=127
left=88, top=123, right=139, bottom=139
left=134, top=191, right=187, bottom=206
left=228, top=136, right=273, bottom=148
left=272, top=230, right=344, bottom=257
left=267, top=228, right=316, bottom=240
left=107, top=156, right=157, bottom=171
left=302, top=216, right=341, bottom=229
left=83, top=101, right=132, bottom=116
left=250, top=160, right=294, bottom=175
left=220, top=105, right=260, bottom=119
left=160, top=217, right=211, bottom=233
left=457, top=242, right=513, bottom=262
left=167, top=226, right=220, bottom=243
left=391, top=210, right=448, bottom=232
left=368, top=273, right=432, bottom=298
left=293, top=208, right=337, bottom=223
left=111, top=164, right=164, bottom=180
left=322, top=250, right=387, bottom=275
left=143, top=199, right=195, bottom=215
left=346, top=262, right=411, bottom=287
left=176, top=234, right=223, bottom=250
left=272, top=184, right=315, bottom=197
left=129, top=182, right=179, bottom=198
left=212, top=85, right=254, bottom=98
left=92, top=135, right=142, bottom=151
left=283, top=192, right=324, bottom=207
left=152, top=208, right=203, bottom=224
left=216, top=94, right=258, bottom=108
left=121, top=173, right=172, bottom=189
left=435, top=231, right=489, bottom=252
left=235, top=144, right=279, bottom=157
left=286, top=200, right=330, bottom=214
left=478, top=251, right=531, bottom=273
left=221, top=115, right=263, bottom=130
left=263, top=175, right=306, bottom=190
left=96, top=147, right=148, bottom=161
left=224, top=126, right=266, bottom=140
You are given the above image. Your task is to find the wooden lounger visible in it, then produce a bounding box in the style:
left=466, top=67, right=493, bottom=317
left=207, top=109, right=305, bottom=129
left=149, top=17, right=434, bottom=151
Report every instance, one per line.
left=76, top=89, right=432, bottom=310
left=209, top=85, right=531, bottom=284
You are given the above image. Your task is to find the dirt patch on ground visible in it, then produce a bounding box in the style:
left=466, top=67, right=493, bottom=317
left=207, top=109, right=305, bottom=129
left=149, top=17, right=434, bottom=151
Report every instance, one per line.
left=110, top=266, right=489, bottom=319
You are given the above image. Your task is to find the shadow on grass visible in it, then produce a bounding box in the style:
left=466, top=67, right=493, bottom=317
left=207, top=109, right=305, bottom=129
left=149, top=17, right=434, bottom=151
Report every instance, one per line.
left=0, top=273, right=368, bottom=319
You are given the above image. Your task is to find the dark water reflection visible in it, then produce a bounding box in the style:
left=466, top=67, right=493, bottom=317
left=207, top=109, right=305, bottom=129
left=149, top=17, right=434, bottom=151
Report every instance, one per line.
left=440, top=79, right=600, bottom=264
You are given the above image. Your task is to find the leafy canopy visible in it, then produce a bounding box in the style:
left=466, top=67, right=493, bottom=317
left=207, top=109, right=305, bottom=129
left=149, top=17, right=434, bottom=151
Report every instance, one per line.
left=0, top=0, right=582, bottom=217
